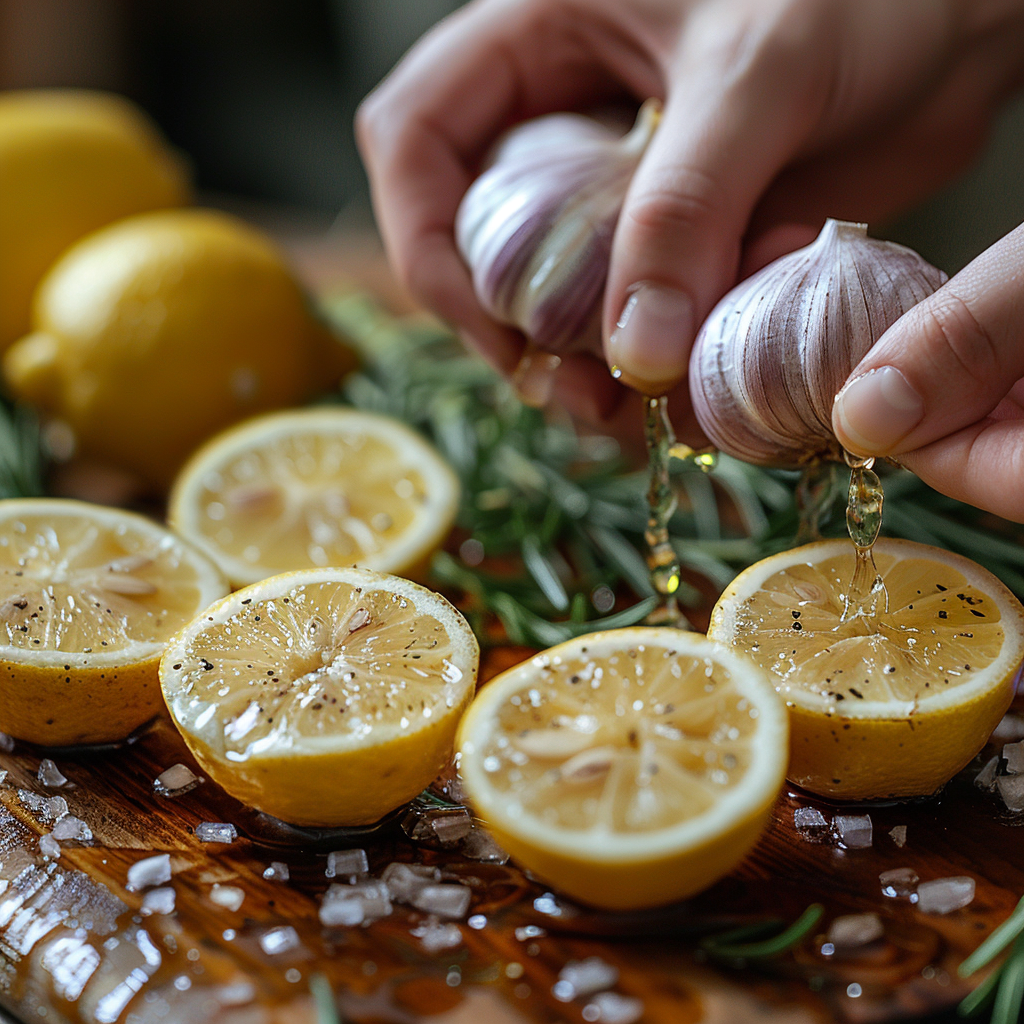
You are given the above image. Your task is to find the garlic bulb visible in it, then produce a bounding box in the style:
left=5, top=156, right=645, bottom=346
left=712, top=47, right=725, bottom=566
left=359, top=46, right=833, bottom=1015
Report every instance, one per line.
left=456, top=101, right=659, bottom=353
left=688, top=220, right=947, bottom=466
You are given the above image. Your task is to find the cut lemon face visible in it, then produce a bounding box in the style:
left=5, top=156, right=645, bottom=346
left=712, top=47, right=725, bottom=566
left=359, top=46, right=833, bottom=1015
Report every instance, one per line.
left=457, top=628, right=788, bottom=910
left=709, top=538, right=1024, bottom=800
left=0, top=498, right=227, bottom=746
left=159, top=567, right=479, bottom=827
left=168, top=408, right=460, bottom=588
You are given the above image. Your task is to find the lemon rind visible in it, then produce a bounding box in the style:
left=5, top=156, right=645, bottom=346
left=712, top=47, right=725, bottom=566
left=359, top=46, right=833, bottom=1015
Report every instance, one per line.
left=710, top=538, right=1024, bottom=719
left=458, top=628, right=788, bottom=863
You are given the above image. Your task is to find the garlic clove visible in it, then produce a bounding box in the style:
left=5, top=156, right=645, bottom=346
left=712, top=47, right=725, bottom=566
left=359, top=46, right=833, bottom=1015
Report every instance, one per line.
left=688, top=220, right=947, bottom=466
left=456, top=101, right=660, bottom=354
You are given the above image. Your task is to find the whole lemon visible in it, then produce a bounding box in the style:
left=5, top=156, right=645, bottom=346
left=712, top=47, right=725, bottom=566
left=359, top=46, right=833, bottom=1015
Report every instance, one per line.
left=0, top=89, right=190, bottom=350
left=4, top=208, right=355, bottom=490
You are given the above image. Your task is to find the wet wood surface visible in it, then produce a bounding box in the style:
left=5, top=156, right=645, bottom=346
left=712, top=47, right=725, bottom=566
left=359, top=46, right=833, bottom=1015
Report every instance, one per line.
left=0, top=630, right=1020, bottom=1024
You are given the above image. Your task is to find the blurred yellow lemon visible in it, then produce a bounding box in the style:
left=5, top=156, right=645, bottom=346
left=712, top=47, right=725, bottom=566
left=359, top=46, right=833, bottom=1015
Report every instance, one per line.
left=159, top=567, right=479, bottom=826
left=168, top=407, right=460, bottom=588
left=0, top=498, right=227, bottom=747
left=457, top=628, right=788, bottom=910
left=0, top=89, right=189, bottom=350
left=708, top=538, right=1024, bottom=800
left=4, top=209, right=356, bottom=490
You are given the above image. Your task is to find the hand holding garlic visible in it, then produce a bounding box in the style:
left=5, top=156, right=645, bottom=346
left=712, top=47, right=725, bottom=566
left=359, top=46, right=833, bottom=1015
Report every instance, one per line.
left=358, top=0, right=1024, bottom=506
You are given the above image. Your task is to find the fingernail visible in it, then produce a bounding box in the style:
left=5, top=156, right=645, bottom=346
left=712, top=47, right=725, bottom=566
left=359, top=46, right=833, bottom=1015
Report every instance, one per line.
left=833, top=366, right=924, bottom=454
left=607, top=284, right=694, bottom=393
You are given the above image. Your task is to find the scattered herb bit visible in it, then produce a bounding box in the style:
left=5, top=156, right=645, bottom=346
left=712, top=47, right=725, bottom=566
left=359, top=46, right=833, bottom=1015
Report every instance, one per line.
left=309, top=973, right=344, bottom=1024
left=701, top=903, right=824, bottom=960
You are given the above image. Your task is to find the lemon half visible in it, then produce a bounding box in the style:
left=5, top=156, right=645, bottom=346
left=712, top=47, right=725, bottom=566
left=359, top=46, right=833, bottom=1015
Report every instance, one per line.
left=168, top=407, right=460, bottom=587
left=457, top=628, right=788, bottom=910
left=159, top=567, right=479, bottom=826
left=709, top=538, right=1024, bottom=800
left=0, top=498, right=226, bottom=746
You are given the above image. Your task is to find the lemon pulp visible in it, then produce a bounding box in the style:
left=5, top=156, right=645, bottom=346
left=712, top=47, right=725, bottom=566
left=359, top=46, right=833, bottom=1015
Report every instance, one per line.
left=709, top=538, right=1024, bottom=799
left=0, top=498, right=227, bottom=745
left=168, top=408, right=459, bottom=587
left=458, top=628, right=788, bottom=909
left=160, top=568, right=479, bottom=826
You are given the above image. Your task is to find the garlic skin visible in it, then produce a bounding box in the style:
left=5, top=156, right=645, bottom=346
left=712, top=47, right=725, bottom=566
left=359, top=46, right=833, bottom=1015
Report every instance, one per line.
left=456, top=101, right=659, bottom=354
left=688, top=220, right=947, bottom=467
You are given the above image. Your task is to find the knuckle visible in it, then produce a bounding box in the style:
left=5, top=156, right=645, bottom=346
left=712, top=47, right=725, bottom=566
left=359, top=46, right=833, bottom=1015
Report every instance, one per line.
left=917, top=293, right=1001, bottom=388
left=623, top=168, right=726, bottom=244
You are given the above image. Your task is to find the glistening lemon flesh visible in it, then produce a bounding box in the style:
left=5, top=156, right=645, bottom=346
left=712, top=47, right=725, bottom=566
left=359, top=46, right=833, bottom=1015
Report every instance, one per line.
left=168, top=408, right=459, bottom=587
left=709, top=538, right=1024, bottom=800
left=458, top=628, right=788, bottom=910
left=0, top=498, right=227, bottom=746
left=159, top=568, right=479, bottom=827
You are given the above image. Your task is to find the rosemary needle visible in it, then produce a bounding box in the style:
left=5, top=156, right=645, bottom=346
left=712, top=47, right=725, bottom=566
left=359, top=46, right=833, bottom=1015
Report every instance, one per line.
left=701, top=903, right=824, bottom=960
left=959, top=896, right=1024, bottom=977
left=309, top=973, right=343, bottom=1024
left=991, top=934, right=1024, bottom=1024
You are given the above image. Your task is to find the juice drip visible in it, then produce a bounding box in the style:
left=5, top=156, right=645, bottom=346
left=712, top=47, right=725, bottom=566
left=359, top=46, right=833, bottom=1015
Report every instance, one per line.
left=643, top=396, right=689, bottom=627
left=840, top=450, right=888, bottom=625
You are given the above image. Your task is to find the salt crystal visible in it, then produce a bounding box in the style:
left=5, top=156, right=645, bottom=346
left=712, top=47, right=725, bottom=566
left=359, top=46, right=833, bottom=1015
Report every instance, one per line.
left=319, top=892, right=365, bottom=927
left=263, top=862, right=290, bottom=882
left=0, top=732, right=13, bottom=752
left=195, top=822, right=237, bottom=843
left=827, top=913, right=885, bottom=949
left=153, top=764, right=201, bottom=797
left=975, top=756, right=1000, bottom=792
left=0, top=770, right=7, bottom=785
left=215, top=981, right=255, bottom=1007
left=834, top=814, right=872, bottom=849
left=461, top=828, right=510, bottom=863
left=889, top=825, right=908, bottom=847
left=880, top=867, right=919, bottom=898
left=325, top=848, right=369, bottom=878
left=141, top=887, right=176, bottom=916
left=17, top=789, right=45, bottom=813
left=997, top=773, right=1024, bottom=812
left=583, top=991, right=645, bottom=1024
left=412, top=918, right=463, bottom=953
left=209, top=884, right=245, bottom=911
left=411, top=883, right=472, bottom=920
left=324, top=880, right=392, bottom=921
left=515, top=925, right=546, bottom=941
left=39, top=833, right=61, bottom=858
left=993, top=713, right=1024, bottom=743
left=793, top=807, right=829, bottom=842
left=917, top=876, right=976, bottom=914
left=259, top=926, right=300, bottom=956
left=46, top=796, right=69, bottom=821
left=1005, top=741, right=1024, bottom=775
left=556, top=957, right=619, bottom=998
left=51, top=816, right=92, bottom=842
left=38, top=759, right=67, bottom=788
left=382, top=862, right=441, bottom=903
left=430, top=807, right=473, bottom=845
left=127, top=853, right=172, bottom=891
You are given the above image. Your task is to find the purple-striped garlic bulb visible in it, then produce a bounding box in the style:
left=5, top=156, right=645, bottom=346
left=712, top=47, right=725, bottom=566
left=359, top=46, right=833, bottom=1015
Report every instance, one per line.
left=688, top=220, right=947, bottom=466
left=456, top=101, right=659, bottom=354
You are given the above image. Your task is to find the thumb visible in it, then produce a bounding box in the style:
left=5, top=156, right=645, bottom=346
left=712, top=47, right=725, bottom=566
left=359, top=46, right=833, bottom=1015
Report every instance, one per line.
left=602, top=17, right=829, bottom=394
left=832, top=222, right=1024, bottom=458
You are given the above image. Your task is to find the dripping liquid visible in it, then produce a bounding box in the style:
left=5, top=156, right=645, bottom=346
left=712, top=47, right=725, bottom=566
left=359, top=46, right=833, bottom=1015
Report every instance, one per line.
left=841, top=450, right=888, bottom=626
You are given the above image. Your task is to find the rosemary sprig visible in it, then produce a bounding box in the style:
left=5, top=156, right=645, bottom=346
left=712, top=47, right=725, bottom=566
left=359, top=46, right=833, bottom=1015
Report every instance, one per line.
left=958, top=898, right=1024, bottom=1021
left=0, top=397, right=46, bottom=498
left=700, top=903, right=824, bottom=960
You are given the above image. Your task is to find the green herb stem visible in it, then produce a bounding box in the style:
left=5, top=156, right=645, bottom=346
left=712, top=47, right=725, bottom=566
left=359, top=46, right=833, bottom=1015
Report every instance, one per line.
left=701, top=903, right=824, bottom=960
left=959, top=896, right=1024, bottom=977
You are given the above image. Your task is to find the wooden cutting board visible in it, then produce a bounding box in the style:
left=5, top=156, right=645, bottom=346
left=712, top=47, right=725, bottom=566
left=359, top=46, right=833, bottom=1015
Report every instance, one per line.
left=0, top=628, right=1019, bottom=1024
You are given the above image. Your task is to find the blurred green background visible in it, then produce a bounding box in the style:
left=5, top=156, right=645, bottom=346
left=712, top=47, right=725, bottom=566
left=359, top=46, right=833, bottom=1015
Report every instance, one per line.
left=0, top=0, right=1021, bottom=274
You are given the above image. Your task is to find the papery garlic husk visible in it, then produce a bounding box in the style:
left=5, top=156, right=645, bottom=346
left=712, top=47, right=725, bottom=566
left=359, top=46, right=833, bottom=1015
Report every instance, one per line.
left=688, top=220, right=947, bottom=466
left=456, top=101, right=659, bottom=354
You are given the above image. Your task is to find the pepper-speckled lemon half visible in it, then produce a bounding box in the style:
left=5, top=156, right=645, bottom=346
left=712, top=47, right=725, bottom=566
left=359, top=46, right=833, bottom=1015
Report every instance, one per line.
left=159, top=567, right=479, bottom=827
left=458, top=628, right=788, bottom=910
left=708, top=538, right=1024, bottom=800
left=0, top=498, right=227, bottom=746
left=168, top=407, right=459, bottom=588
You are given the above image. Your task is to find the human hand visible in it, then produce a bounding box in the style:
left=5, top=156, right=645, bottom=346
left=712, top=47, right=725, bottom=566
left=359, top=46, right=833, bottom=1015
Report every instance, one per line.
left=358, top=0, right=1024, bottom=440
left=833, top=221, right=1024, bottom=522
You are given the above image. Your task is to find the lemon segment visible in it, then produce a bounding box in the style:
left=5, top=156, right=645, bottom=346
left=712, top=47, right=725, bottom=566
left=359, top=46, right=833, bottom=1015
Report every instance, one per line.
left=709, top=538, right=1024, bottom=800
left=457, top=628, right=788, bottom=910
left=168, top=408, right=460, bottom=587
left=0, top=89, right=189, bottom=351
left=159, top=568, right=479, bottom=827
left=0, top=498, right=227, bottom=746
